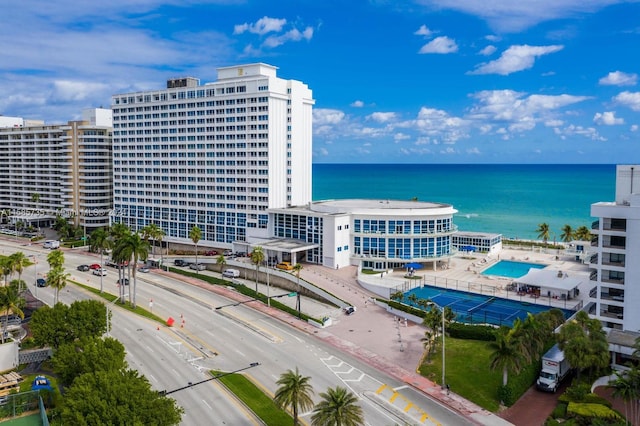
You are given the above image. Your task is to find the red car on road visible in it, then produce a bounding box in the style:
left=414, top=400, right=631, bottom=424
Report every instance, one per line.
left=89, top=264, right=101, bottom=270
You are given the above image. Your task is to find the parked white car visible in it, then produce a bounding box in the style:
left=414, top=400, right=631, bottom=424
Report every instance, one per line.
left=92, top=268, right=107, bottom=276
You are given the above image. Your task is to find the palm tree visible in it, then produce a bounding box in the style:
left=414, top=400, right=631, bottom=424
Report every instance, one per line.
left=293, top=263, right=303, bottom=318
left=560, top=224, right=574, bottom=242
left=0, top=281, right=25, bottom=343
left=610, top=366, right=640, bottom=425
left=31, top=193, right=41, bottom=231
left=216, top=254, right=227, bottom=276
left=110, top=223, right=131, bottom=301
left=250, top=246, right=264, bottom=293
left=535, top=223, right=550, bottom=244
left=273, top=367, right=315, bottom=426
left=574, top=225, right=592, bottom=241
left=189, top=226, right=202, bottom=273
left=114, top=233, right=149, bottom=308
left=0, top=257, right=12, bottom=286
left=47, top=266, right=70, bottom=305
left=141, top=223, right=165, bottom=262
left=311, top=386, right=364, bottom=426
left=89, top=227, right=112, bottom=293
left=47, top=249, right=65, bottom=270
left=390, top=291, right=404, bottom=303
left=9, top=252, right=30, bottom=292
left=488, top=327, right=527, bottom=389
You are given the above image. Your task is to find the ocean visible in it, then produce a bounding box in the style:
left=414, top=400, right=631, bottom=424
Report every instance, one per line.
left=312, top=164, right=616, bottom=241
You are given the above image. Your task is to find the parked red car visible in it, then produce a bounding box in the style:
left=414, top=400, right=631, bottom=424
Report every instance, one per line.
left=204, top=250, right=217, bottom=256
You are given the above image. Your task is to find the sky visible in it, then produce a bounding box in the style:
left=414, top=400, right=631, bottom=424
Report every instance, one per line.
left=1, top=0, right=639, bottom=164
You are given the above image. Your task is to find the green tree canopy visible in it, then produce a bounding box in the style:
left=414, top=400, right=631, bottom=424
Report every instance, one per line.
left=274, top=367, right=315, bottom=426
left=250, top=246, right=264, bottom=293
left=0, top=281, right=25, bottom=343
left=59, top=369, right=183, bottom=425
left=560, top=224, right=574, bottom=242
left=535, top=223, right=551, bottom=243
left=310, top=386, right=364, bottom=426
left=30, top=300, right=107, bottom=349
left=189, top=226, right=202, bottom=272
left=557, top=311, right=609, bottom=379
left=52, top=336, right=127, bottom=387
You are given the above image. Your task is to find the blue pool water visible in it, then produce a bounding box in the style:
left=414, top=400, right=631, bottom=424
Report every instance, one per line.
left=481, top=260, right=546, bottom=278
left=405, top=285, right=573, bottom=327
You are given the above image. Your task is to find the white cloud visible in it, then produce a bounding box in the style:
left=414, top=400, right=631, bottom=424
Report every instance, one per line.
left=413, top=0, right=626, bottom=33
left=544, top=119, right=564, bottom=127
left=467, top=90, right=590, bottom=134
left=316, top=147, right=329, bottom=156
left=554, top=124, right=605, bottom=141
left=469, top=45, right=563, bottom=75
left=414, top=25, right=434, bottom=37
left=593, top=111, right=624, bottom=125
left=478, top=45, right=497, bottom=56
left=313, top=108, right=345, bottom=125
left=233, top=17, right=287, bottom=35
left=394, top=133, right=411, bottom=142
left=414, top=107, right=468, bottom=143
left=368, top=112, right=396, bottom=123
left=599, top=71, right=638, bottom=86
left=53, top=80, right=109, bottom=101
left=263, top=27, right=314, bottom=48
left=485, top=35, right=501, bottom=42
left=631, top=124, right=639, bottom=132
left=351, top=100, right=364, bottom=108
left=418, top=36, right=458, bottom=54
left=614, top=91, right=640, bottom=111
left=467, top=147, right=481, bottom=155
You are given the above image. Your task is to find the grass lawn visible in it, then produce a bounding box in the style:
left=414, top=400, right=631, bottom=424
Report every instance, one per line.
left=418, top=337, right=503, bottom=412
left=212, top=370, right=292, bottom=426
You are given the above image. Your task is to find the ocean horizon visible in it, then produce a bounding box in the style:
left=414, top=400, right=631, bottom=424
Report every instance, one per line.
left=312, top=164, right=617, bottom=241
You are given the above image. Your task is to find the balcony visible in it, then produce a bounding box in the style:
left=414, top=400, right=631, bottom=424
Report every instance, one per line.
left=591, top=220, right=599, bottom=230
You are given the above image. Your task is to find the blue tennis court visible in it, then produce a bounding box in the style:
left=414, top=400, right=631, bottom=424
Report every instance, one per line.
left=405, top=285, right=573, bottom=327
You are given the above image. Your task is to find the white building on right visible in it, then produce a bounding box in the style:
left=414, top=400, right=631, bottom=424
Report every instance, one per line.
left=589, top=165, right=640, bottom=336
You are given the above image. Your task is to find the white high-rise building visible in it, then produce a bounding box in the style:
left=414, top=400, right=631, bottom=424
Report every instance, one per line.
left=0, top=109, right=113, bottom=231
left=589, top=165, right=640, bottom=332
left=110, top=63, right=314, bottom=249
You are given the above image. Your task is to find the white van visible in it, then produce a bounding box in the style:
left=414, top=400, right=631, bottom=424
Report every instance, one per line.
left=222, top=269, right=240, bottom=278
left=43, top=240, right=60, bottom=249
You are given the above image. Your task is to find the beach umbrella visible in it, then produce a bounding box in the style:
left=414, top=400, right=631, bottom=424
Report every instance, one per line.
left=405, top=262, right=423, bottom=269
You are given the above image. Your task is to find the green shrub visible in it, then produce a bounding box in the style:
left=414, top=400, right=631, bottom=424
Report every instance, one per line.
left=551, top=402, right=568, bottom=419
left=506, top=361, right=540, bottom=405
left=564, top=383, right=591, bottom=402
left=544, top=418, right=561, bottom=426
left=582, top=394, right=612, bottom=407
left=447, top=322, right=497, bottom=341
left=566, top=402, right=623, bottom=422
left=497, top=385, right=514, bottom=406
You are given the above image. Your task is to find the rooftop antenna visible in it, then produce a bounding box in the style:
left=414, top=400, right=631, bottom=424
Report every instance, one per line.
left=631, top=166, right=634, bottom=194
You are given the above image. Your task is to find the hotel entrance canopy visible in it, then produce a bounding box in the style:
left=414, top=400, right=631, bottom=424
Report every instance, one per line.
left=246, top=238, right=319, bottom=258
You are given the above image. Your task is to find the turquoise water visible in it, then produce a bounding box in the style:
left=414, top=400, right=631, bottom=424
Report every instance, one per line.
left=405, top=285, right=573, bottom=327
left=481, top=260, right=547, bottom=279
left=312, top=164, right=615, bottom=240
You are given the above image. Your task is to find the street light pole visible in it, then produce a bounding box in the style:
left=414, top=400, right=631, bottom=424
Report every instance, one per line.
left=428, top=301, right=446, bottom=389
left=31, top=255, right=38, bottom=298
left=441, top=305, right=445, bottom=390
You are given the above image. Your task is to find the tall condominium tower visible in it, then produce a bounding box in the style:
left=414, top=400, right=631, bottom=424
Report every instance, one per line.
left=0, top=109, right=113, bottom=231
left=110, top=63, right=314, bottom=248
left=589, top=165, right=640, bottom=332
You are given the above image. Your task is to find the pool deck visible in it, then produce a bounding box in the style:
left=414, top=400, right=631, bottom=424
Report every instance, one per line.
left=358, top=246, right=591, bottom=313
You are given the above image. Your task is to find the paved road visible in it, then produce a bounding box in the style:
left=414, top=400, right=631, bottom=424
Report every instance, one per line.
left=5, top=239, right=490, bottom=425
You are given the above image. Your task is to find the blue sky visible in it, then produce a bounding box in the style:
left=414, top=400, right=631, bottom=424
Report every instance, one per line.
left=1, top=0, right=639, bottom=164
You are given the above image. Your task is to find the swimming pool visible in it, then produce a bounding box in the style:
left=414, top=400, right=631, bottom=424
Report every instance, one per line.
left=404, top=285, right=573, bottom=327
left=481, top=260, right=546, bottom=279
